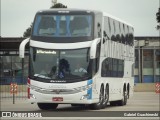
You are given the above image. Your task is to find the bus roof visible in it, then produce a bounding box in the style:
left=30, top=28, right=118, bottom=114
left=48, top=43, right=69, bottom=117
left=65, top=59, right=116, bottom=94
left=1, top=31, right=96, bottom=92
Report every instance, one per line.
left=103, top=12, right=134, bottom=28
left=36, top=9, right=133, bottom=28
left=36, top=8, right=99, bottom=14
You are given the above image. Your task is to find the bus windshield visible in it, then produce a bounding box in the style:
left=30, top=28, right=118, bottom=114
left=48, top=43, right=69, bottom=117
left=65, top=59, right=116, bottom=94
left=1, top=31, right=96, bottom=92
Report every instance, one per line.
left=33, top=15, right=92, bottom=37
left=29, top=47, right=92, bottom=82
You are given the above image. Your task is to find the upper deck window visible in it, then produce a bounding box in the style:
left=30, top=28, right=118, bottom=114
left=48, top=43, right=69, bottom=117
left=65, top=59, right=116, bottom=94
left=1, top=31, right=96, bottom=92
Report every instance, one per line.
left=33, top=15, right=92, bottom=37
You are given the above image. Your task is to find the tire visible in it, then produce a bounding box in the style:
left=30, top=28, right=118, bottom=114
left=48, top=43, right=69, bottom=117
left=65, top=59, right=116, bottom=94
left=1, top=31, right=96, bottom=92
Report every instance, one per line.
left=89, top=85, right=104, bottom=110
left=110, top=101, right=118, bottom=106
left=101, top=85, right=109, bottom=109
left=37, top=103, right=58, bottom=110
left=118, top=90, right=127, bottom=106
left=71, top=104, right=79, bottom=107
left=127, top=85, right=130, bottom=99
left=71, top=104, right=85, bottom=107
left=127, top=90, right=129, bottom=99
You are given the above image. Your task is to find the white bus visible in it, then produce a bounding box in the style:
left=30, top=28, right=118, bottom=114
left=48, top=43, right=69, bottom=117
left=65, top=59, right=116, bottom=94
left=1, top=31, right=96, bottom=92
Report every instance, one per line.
left=19, top=9, right=134, bottom=110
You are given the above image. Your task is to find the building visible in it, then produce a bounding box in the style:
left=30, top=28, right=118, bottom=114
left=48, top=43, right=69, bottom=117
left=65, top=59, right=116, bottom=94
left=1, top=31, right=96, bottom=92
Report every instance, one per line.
left=0, top=37, right=159, bottom=85
left=134, top=36, right=160, bottom=83
left=0, top=37, right=28, bottom=85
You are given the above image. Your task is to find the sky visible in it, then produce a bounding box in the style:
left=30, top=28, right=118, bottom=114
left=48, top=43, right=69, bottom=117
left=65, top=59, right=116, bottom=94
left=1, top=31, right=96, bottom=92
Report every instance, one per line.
left=1, top=0, right=159, bottom=37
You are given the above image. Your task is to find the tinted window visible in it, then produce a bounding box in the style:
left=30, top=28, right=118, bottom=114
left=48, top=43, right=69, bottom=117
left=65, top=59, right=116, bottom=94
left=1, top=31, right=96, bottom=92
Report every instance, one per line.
left=124, top=25, right=128, bottom=45
left=126, top=25, right=130, bottom=45
left=110, top=19, right=116, bottom=41
left=30, top=47, right=92, bottom=82
left=128, top=27, right=134, bottom=46
left=101, top=58, right=124, bottom=77
left=33, top=15, right=92, bottom=37
left=115, top=21, right=121, bottom=43
left=103, top=17, right=110, bottom=41
left=121, top=23, right=125, bottom=44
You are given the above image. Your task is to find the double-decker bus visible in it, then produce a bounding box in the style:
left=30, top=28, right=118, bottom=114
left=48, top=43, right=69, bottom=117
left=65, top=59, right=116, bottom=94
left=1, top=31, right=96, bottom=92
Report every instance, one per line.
left=19, top=9, right=134, bottom=110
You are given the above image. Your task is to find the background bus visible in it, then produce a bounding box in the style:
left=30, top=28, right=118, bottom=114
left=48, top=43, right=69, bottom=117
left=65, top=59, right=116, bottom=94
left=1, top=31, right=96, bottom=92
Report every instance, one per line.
left=19, top=9, right=134, bottom=110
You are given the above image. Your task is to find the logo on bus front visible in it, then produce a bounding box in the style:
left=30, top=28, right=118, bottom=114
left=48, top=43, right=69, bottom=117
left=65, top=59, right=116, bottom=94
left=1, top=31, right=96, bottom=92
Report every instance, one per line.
left=55, top=90, right=61, bottom=94
left=50, top=80, right=66, bottom=83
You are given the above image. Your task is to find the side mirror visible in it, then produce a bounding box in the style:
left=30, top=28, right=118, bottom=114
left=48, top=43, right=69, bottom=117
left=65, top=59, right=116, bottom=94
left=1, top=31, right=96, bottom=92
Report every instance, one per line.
left=19, top=38, right=29, bottom=58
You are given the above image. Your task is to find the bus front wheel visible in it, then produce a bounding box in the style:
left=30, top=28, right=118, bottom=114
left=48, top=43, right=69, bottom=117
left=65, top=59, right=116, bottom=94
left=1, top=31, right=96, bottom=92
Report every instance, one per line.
left=37, top=103, right=58, bottom=110
left=89, top=85, right=104, bottom=110
left=101, top=85, right=109, bottom=109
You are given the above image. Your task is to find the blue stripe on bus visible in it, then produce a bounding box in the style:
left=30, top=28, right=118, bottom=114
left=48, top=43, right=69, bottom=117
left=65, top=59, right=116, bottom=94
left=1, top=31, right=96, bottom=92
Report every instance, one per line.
left=55, top=16, right=60, bottom=36
left=87, top=79, right=93, bottom=99
left=66, top=16, right=71, bottom=36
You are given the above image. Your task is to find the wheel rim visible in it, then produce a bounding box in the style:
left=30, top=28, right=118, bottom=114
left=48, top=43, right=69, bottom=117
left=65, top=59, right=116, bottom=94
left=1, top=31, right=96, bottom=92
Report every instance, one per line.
left=106, top=87, right=109, bottom=102
left=124, top=91, right=127, bottom=104
left=98, top=87, right=104, bottom=105
left=103, top=87, right=109, bottom=104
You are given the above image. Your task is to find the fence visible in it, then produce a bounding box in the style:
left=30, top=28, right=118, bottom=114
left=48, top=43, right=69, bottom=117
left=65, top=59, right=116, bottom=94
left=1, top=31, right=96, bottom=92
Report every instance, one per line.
left=0, top=76, right=27, bottom=100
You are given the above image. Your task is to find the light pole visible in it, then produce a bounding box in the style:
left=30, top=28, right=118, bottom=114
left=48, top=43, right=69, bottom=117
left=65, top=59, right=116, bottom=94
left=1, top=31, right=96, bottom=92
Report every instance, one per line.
left=52, top=0, right=57, bottom=5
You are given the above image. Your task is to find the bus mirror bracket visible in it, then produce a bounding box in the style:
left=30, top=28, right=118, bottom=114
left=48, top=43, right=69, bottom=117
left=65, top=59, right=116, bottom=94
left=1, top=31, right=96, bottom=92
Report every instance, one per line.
left=90, top=38, right=101, bottom=59
left=19, top=38, right=29, bottom=58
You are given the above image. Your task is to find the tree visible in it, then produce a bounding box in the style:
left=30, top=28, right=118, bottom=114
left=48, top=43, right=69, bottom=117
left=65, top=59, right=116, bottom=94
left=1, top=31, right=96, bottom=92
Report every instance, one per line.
left=50, top=3, right=67, bottom=8
left=23, top=23, right=32, bottom=37
left=23, top=3, right=67, bottom=37
left=156, top=8, right=160, bottom=30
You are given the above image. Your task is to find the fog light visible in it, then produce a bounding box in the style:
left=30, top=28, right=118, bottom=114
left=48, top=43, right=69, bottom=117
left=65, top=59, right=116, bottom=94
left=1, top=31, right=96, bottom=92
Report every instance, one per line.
left=80, top=94, right=90, bottom=100
left=30, top=94, right=36, bottom=99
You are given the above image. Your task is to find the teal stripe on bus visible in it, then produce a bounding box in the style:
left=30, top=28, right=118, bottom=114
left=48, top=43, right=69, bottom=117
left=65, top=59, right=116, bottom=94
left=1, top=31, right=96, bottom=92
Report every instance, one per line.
left=87, top=79, right=93, bottom=99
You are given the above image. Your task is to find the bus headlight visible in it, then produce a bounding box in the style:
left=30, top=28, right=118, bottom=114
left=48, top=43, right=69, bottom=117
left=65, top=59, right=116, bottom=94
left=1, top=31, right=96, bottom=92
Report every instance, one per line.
left=74, top=84, right=92, bottom=92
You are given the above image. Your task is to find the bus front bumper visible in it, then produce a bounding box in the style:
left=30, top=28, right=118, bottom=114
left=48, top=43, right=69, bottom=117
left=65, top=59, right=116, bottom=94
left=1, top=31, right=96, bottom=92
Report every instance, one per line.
left=29, top=89, right=99, bottom=104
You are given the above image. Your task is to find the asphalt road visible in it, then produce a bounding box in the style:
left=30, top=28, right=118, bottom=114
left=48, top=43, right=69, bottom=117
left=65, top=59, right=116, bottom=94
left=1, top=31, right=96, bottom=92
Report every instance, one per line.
left=0, top=92, right=160, bottom=120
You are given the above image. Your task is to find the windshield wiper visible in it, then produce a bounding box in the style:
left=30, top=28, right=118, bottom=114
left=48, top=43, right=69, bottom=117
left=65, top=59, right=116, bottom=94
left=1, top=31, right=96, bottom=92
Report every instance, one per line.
left=33, top=74, right=51, bottom=79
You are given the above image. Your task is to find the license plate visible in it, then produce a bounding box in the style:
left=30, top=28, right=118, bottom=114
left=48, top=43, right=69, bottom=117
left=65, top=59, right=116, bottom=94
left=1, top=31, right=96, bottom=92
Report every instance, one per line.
left=52, top=97, right=63, bottom=101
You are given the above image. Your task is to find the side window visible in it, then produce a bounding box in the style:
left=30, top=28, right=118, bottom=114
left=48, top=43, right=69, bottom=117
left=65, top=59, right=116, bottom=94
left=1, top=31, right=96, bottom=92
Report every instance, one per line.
left=124, top=25, right=128, bottom=45
left=110, top=19, right=116, bottom=41
left=101, top=58, right=111, bottom=77
left=118, top=59, right=124, bottom=77
left=103, top=17, right=110, bottom=42
left=108, top=58, right=112, bottom=76
left=101, top=59, right=107, bottom=77
left=129, top=27, right=134, bottom=46
left=119, top=22, right=122, bottom=43
left=115, top=21, right=121, bottom=43
left=101, top=58, right=124, bottom=77
left=126, top=25, right=130, bottom=45
left=112, top=59, right=118, bottom=77
left=121, top=23, right=125, bottom=44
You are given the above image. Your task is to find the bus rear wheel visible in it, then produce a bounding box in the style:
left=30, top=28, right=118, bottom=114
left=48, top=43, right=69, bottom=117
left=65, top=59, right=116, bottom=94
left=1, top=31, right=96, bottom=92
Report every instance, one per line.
left=118, top=90, right=127, bottom=106
left=37, top=103, right=58, bottom=110
left=110, top=89, right=127, bottom=106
